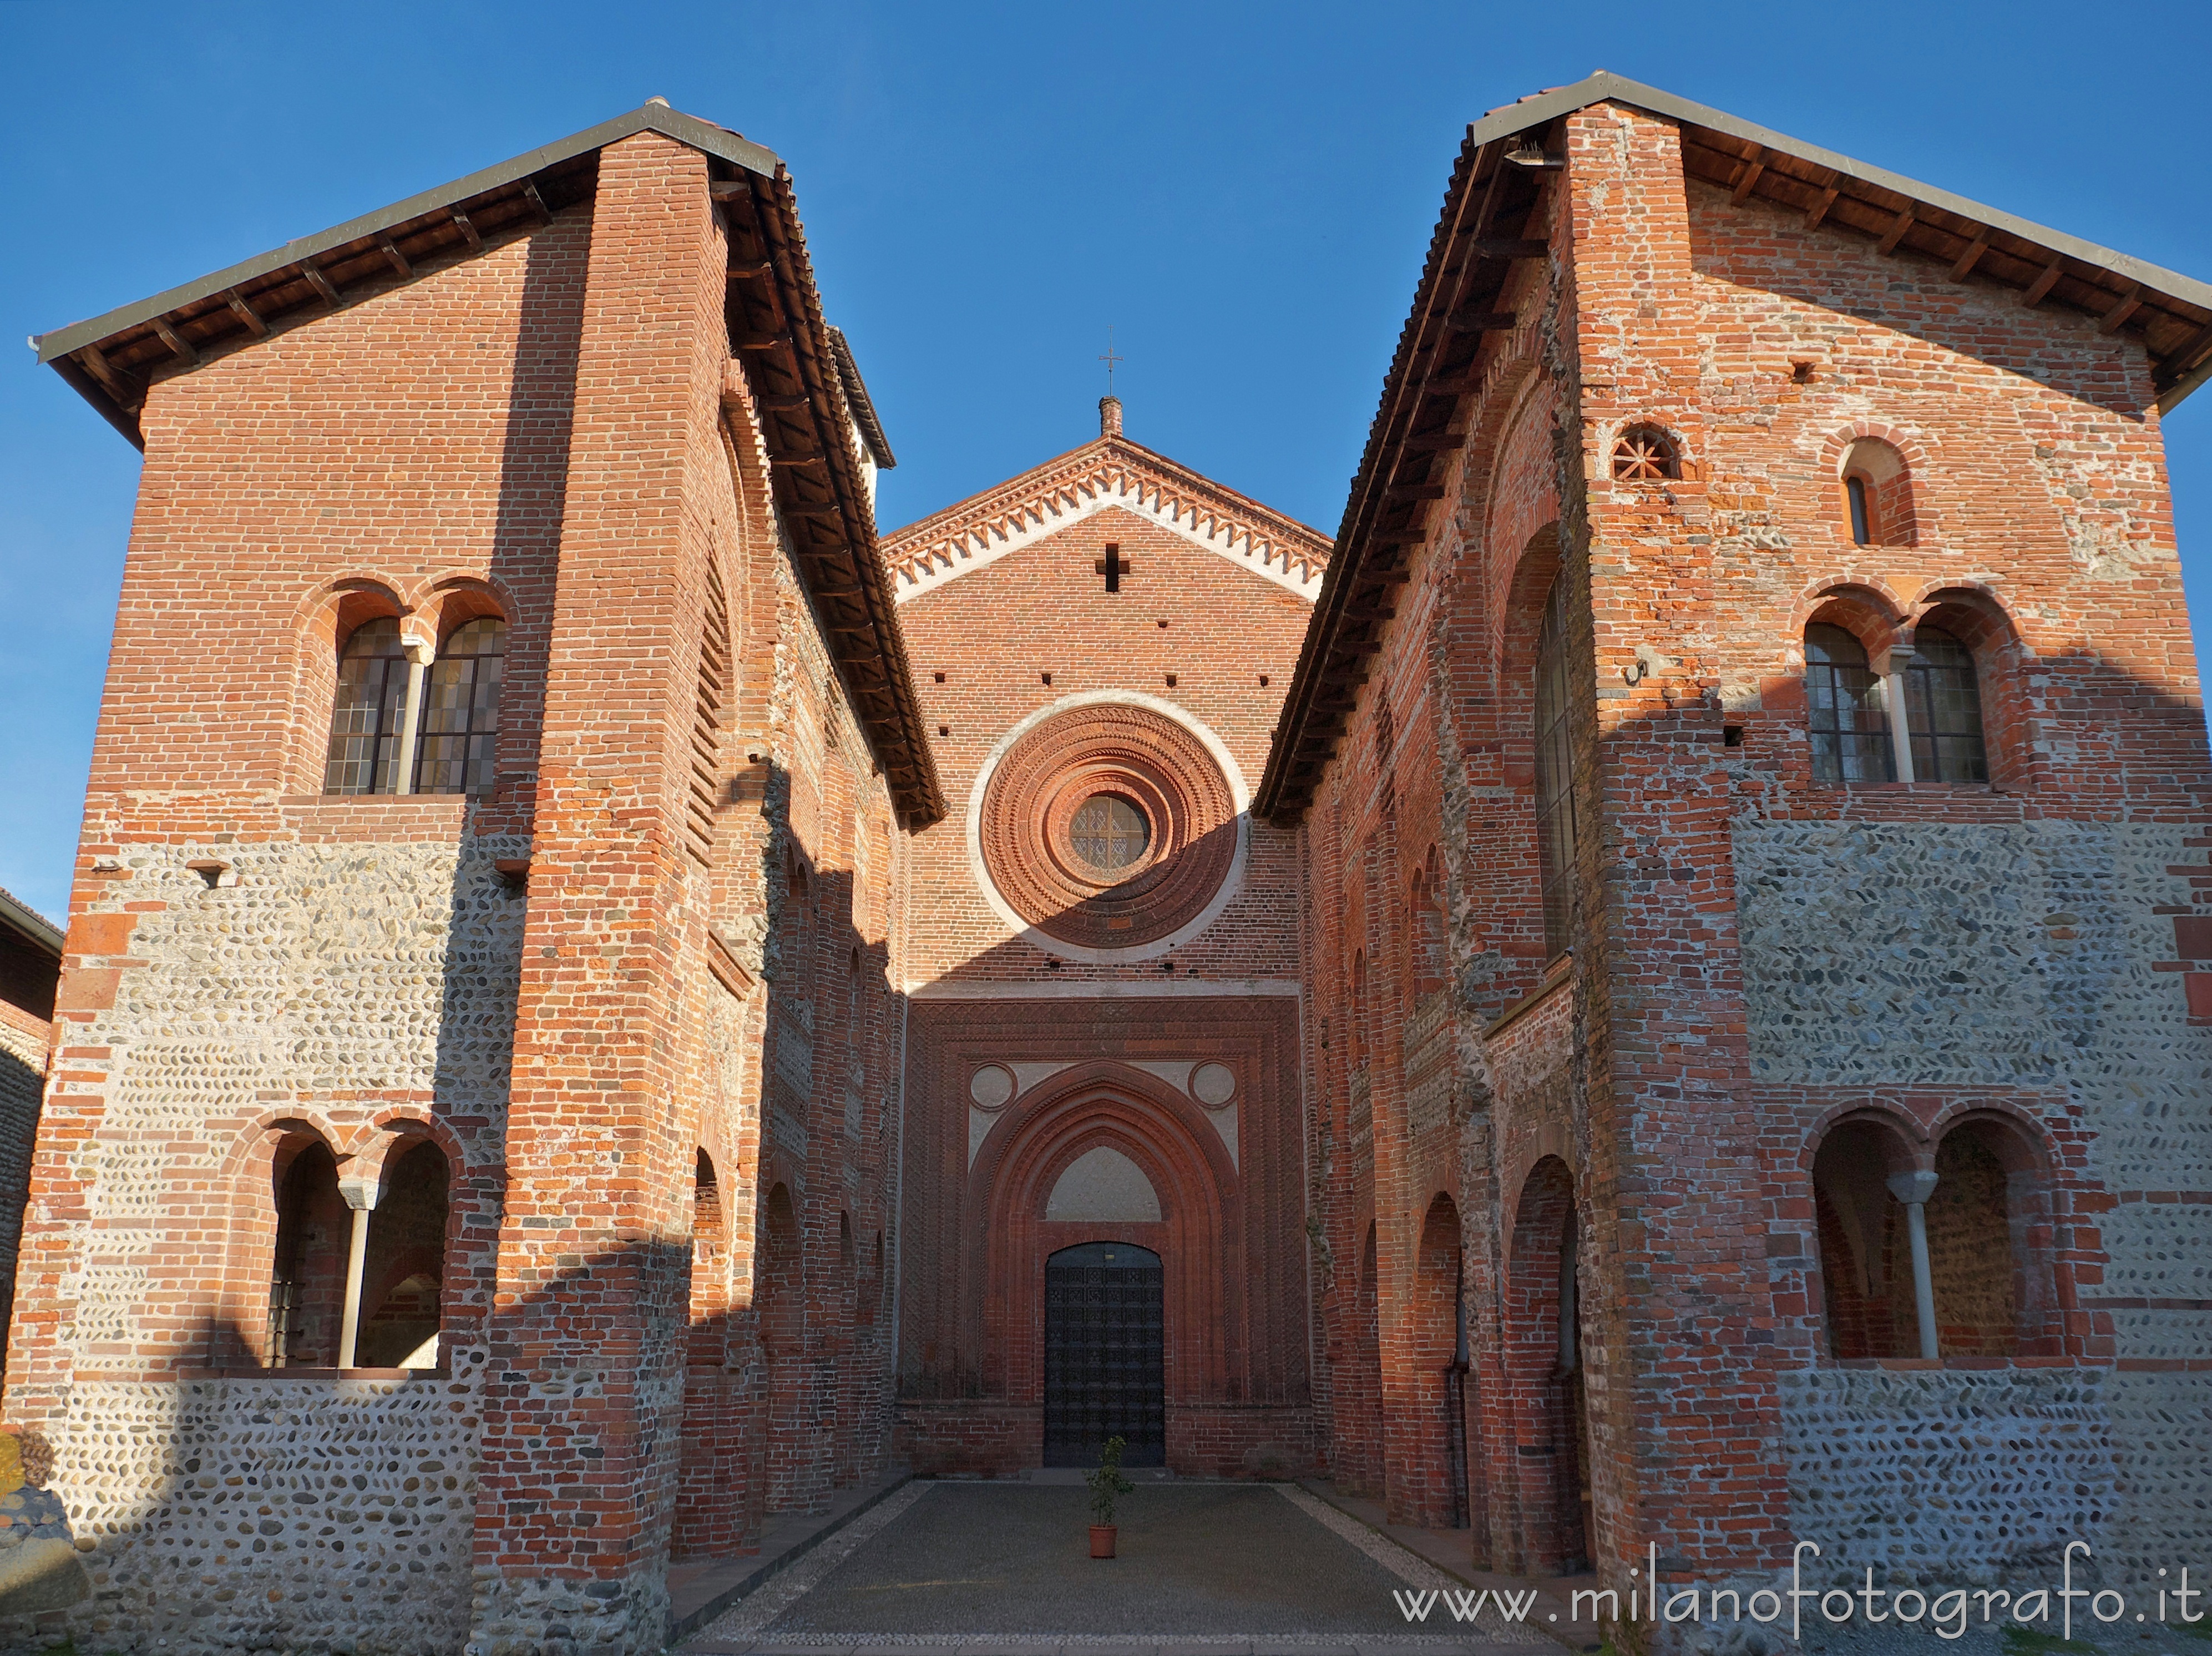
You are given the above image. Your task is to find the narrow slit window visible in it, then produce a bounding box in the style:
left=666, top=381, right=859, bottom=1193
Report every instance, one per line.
left=1532, top=577, right=1577, bottom=957
left=1905, top=625, right=1989, bottom=783
left=1846, top=475, right=1873, bottom=546
left=415, top=618, right=506, bottom=796
left=1805, top=623, right=1895, bottom=784
left=323, top=618, right=409, bottom=795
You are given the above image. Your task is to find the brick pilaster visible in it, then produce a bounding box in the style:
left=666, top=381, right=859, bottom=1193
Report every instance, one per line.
left=469, top=130, right=730, bottom=1656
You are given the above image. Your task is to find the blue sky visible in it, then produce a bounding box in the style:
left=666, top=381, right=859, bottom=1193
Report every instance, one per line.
left=3, top=0, right=2207, bottom=922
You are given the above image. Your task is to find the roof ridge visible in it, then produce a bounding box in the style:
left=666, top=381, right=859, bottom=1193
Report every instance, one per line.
left=878, top=433, right=1333, bottom=604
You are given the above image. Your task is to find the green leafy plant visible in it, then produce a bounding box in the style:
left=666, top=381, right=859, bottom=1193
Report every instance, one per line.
left=2001, top=1628, right=2099, bottom=1656
left=1085, top=1435, right=1135, bottom=1527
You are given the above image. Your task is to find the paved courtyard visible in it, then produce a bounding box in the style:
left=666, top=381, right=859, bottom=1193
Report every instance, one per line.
left=685, top=1481, right=1548, bottom=1652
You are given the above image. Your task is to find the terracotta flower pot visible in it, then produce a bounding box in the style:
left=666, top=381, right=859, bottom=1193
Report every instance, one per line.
left=1089, top=1523, right=1117, bottom=1558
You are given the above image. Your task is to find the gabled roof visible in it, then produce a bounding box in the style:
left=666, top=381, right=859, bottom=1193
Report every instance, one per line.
left=1490, top=72, right=2212, bottom=404
left=33, top=102, right=944, bottom=830
left=0, top=886, right=63, bottom=959
left=828, top=327, right=896, bottom=470
left=1256, top=71, right=2212, bottom=823
left=32, top=103, right=778, bottom=448
left=879, top=428, right=1332, bottom=604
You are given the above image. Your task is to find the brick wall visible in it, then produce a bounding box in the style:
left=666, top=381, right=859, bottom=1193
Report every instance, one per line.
left=1299, top=92, right=2212, bottom=1609
left=885, top=463, right=1324, bottom=1477
left=6, top=125, right=913, bottom=1655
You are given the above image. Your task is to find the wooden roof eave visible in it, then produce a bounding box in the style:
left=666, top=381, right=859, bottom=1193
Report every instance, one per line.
left=34, top=103, right=782, bottom=451
left=1257, top=135, right=1539, bottom=824
left=1259, top=73, right=2212, bottom=822
left=1678, top=127, right=2212, bottom=399
left=721, top=165, right=945, bottom=831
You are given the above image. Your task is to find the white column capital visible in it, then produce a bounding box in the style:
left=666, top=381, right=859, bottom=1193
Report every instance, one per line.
left=336, top=1174, right=382, bottom=1212
left=1885, top=1169, right=1938, bottom=1206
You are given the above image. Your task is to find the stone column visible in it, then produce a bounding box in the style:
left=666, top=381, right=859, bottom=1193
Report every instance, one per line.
left=334, top=1172, right=381, bottom=1370
left=392, top=627, right=437, bottom=795
left=1886, top=1169, right=1941, bottom=1359
left=1881, top=645, right=1917, bottom=784
left=469, top=128, right=731, bottom=1656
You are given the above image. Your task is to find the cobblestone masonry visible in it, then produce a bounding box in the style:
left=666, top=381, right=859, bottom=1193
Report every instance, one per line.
left=0, top=1007, right=47, bottom=1387
left=0, top=830, right=516, bottom=1654
left=49, top=1373, right=482, bottom=1653
left=1778, top=1366, right=2118, bottom=1587
left=18, top=80, right=2212, bottom=1656
left=1739, top=817, right=2212, bottom=1579
left=1286, top=85, right=2212, bottom=1634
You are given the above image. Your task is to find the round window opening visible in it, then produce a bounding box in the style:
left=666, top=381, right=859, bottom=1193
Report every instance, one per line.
left=1068, top=793, right=1150, bottom=872
left=978, top=703, right=1239, bottom=951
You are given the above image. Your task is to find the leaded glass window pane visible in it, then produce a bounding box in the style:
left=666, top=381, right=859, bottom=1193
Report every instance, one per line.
left=322, top=618, right=408, bottom=795
left=415, top=617, right=506, bottom=796
left=1069, top=794, right=1148, bottom=870
left=1806, top=623, right=1895, bottom=785
left=1905, top=625, right=1988, bottom=783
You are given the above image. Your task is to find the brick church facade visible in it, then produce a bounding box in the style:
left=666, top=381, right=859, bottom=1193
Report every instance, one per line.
left=7, top=71, right=2210, bottom=1655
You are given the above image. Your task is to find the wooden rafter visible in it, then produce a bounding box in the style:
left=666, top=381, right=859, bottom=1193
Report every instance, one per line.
left=2020, top=256, right=2066, bottom=309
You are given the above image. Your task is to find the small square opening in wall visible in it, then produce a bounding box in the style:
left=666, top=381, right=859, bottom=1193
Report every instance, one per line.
left=1041, top=672, right=1052, bottom=686
left=1165, top=673, right=1177, bottom=688
left=1790, top=359, right=1816, bottom=384
left=938, top=725, right=950, bottom=738
left=186, top=859, right=236, bottom=890
left=1258, top=674, right=1270, bottom=687
left=1157, top=619, right=1170, bottom=629
left=933, top=671, right=946, bottom=683
left=1724, top=725, right=1745, bottom=747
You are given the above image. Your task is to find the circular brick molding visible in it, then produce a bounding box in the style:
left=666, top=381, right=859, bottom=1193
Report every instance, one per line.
left=980, top=703, right=1237, bottom=950
left=1191, top=1062, right=1237, bottom=1107
left=967, top=692, right=1250, bottom=963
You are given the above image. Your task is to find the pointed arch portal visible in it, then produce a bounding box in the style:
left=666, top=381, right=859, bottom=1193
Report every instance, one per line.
left=1043, top=1240, right=1166, bottom=1467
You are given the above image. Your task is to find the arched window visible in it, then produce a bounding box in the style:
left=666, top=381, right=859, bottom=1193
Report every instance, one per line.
left=1805, top=623, right=1894, bottom=785
left=1845, top=476, right=1874, bottom=546
left=1611, top=424, right=1680, bottom=481
left=689, top=1150, right=726, bottom=1367
left=1838, top=437, right=1914, bottom=547
left=1533, top=577, right=1577, bottom=957
left=1410, top=847, right=1448, bottom=998
left=322, top=618, right=409, bottom=795
left=1904, top=625, right=1988, bottom=783
left=356, top=1140, right=449, bottom=1369
left=686, top=567, right=732, bottom=866
left=268, top=1140, right=348, bottom=1367
left=1926, top=1124, right=2019, bottom=1356
left=1811, top=1120, right=1914, bottom=1360
left=415, top=617, right=506, bottom=796
left=1348, top=951, right=1368, bottom=1071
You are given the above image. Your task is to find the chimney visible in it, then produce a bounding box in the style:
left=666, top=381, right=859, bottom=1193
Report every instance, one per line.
left=1099, top=395, right=1123, bottom=439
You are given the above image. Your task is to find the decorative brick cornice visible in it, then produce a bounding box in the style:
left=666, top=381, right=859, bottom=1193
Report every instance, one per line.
left=878, top=436, right=1332, bottom=604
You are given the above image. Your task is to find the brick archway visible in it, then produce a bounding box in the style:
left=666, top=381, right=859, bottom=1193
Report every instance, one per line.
left=967, top=1063, right=1243, bottom=1446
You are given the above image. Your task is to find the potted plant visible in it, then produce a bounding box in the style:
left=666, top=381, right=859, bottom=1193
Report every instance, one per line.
left=1085, top=1435, right=1135, bottom=1559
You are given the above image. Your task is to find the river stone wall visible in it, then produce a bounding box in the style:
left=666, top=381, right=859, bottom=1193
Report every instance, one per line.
left=1737, top=818, right=2211, bottom=1585
left=0, top=1008, right=45, bottom=1386
left=17, top=829, right=521, bottom=1654
left=1778, top=1365, right=2116, bottom=1585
